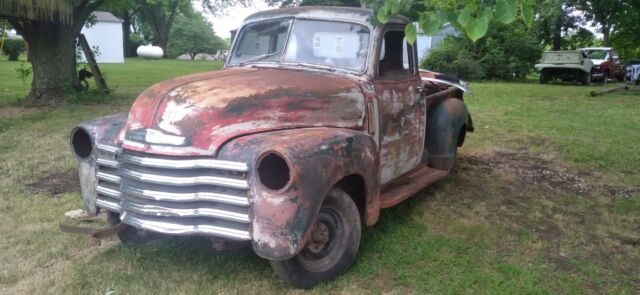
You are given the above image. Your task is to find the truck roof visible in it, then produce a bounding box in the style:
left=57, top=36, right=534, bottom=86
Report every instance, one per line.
left=244, top=6, right=410, bottom=26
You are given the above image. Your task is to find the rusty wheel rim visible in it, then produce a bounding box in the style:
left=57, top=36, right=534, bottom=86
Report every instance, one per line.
left=298, top=206, right=348, bottom=272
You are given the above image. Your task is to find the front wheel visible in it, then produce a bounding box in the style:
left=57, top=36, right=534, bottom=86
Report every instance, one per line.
left=270, top=188, right=361, bottom=289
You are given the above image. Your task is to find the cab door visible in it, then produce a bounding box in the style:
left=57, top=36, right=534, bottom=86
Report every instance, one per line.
left=372, top=26, right=426, bottom=184
left=611, top=49, right=622, bottom=77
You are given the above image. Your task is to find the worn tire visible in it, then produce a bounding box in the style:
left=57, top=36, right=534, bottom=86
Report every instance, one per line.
left=269, top=187, right=361, bottom=289
left=580, top=70, right=592, bottom=86
left=107, top=212, right=166, bottom=245
left=539, top=71, right=549, bottom=84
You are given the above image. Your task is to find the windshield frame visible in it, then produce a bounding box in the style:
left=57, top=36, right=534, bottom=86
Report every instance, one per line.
left=226, top=17, right=373, bottom=75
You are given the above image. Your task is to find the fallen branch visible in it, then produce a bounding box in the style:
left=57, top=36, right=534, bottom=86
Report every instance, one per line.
left=590, top=84, right=629, bottom=97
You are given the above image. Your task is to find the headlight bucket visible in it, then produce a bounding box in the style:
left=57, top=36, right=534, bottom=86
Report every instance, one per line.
left=70, top=127, right=93, bottom=159
left=256, top=151, right=292, bottom=192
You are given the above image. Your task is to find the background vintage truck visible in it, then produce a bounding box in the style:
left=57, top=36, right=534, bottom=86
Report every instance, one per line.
left=68, top=7, right=473, bottom=288
left=535, top=47, right=626, bottom=85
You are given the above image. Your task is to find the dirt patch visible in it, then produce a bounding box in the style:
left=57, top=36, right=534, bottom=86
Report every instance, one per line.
left=602, top=185, right=640, bottom=199
left=455, top=149, right=632, bottom=198
left=26, top=170, right=80, bottom=197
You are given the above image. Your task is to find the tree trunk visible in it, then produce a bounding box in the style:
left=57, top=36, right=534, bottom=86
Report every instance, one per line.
left=602, top=24, right=610, bottom=46
left=144, top=0, right=178, bottom=58
left=154, top=32, right=169, bottom=57
left=552, top=9, right=563, bottom=50
left=18, top=22, right=80, bottom=105
left=122, top=15, right=131, bottom=57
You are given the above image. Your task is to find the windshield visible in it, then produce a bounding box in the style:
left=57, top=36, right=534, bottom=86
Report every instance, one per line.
left=229, top=19, right=371, bottom=72
left=583, top=49, right=608, bottom=60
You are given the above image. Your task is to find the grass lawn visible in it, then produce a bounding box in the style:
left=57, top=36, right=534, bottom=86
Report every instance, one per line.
left=0, top=58, right=638, bottom=294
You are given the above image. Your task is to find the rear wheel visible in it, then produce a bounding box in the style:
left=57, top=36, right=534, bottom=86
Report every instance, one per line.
left=539, top=71, right=549, bottom=84
left=270, top=188, right=361, bottom=289
left=107, top=212, right=166, bottom=245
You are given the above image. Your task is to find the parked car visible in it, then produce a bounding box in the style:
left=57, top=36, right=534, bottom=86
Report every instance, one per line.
left=626, top=59, right=640, bottom=85
left=68, top=7, right=474, bottom=288
left=581, top=47, right=626, bottom=83
left=535, top=51, right=594, bottom=85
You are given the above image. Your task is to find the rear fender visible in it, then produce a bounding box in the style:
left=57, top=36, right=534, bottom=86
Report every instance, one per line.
left=426, top=98, right=469, bottom=170
left=216, top=128, right=379, bottom=260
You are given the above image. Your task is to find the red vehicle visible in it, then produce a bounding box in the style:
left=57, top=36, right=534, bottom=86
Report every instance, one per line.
left=581, top=47, right=626, bottom=82
left=68, top=7, right=474, bottom=288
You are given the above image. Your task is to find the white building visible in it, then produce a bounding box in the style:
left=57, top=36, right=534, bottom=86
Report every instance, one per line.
left=80, top=11, right=124, bottom=63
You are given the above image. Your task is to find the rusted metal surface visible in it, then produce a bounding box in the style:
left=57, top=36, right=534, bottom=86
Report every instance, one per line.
left=122, top=68, right=367, bottom=157
left=72, top=113, right=127, bottom=215
left=59, top=222, right=127, bottom=239
left=68, top=6, right=474, bottom=264
left=216, top=128, right=378, bottom=259
left=380, top=164, right=448, bottom=208
left=373, top=76, right=425, bottom=184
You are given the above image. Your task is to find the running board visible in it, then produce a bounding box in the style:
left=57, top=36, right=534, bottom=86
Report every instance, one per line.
left=380, top=165, right=449, bottom=208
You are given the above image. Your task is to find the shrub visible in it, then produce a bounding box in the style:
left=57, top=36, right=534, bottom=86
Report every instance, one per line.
left=422, top=22, right=542, bottom=81
left=3, top=38, right=25, bottom=61
left=128, top=34, right=144, bottom=57
left=421, top=38, right=485, bottom=80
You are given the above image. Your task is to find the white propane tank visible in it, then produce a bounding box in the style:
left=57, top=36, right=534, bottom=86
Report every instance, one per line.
left=137, top=45, right=164, bottom=58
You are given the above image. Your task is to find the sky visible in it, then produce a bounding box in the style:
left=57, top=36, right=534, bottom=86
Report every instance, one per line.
left=195, top=0, right=271, bottom=39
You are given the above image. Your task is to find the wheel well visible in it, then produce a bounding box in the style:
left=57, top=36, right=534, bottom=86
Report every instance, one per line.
left=334, top=174, right=366, bottom=221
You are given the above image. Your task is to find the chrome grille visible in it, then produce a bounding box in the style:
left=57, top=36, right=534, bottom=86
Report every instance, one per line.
left=95, top=144, right=251, bottom=240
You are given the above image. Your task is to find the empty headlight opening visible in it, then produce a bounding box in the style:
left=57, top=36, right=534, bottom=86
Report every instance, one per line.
left=257, top=152, right=291, bottom=191
left=71, top=128, right=93, bottom=158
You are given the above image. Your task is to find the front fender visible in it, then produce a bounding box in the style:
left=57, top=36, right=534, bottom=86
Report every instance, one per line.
left=70, top=113, right=127, bottom=215
left=216, top=128, right=379, bottom=260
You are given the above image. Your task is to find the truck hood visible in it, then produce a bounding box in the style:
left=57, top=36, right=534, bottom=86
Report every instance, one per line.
left=591, top=59, right=606, bottom=66
left=122, top=67, right=366, bottom=156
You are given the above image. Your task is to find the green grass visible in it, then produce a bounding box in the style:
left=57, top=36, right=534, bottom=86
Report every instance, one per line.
left=0, top=59, right=638, bottom=294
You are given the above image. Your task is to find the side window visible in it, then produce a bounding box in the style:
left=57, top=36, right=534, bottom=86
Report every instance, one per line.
left=378, top=29, right=414, bottom=78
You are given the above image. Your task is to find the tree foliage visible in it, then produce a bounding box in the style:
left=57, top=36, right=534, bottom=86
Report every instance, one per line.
left=533, top=0, right=582, bottom=50
left=368, top=0, right=536, bottom=43
left=136, top=0, right=249, bottom=57
left=3, top=38, right=25, bottom=61
left=0, top=0, right=74, bottom=24
left=609, top=1, right=640, bottom=61
left=167, top=12, right=225, bottom=59
left=423, top=21, right=542, bottom=80
left=571, top=0, right=624, bottom=46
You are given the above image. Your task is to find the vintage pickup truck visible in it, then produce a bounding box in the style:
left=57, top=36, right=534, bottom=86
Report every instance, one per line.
left=536, top=47, right=626, bottom=85
left=535, top=51, right=594, bottom=85
left=68, top=7, right=473, bottom=288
